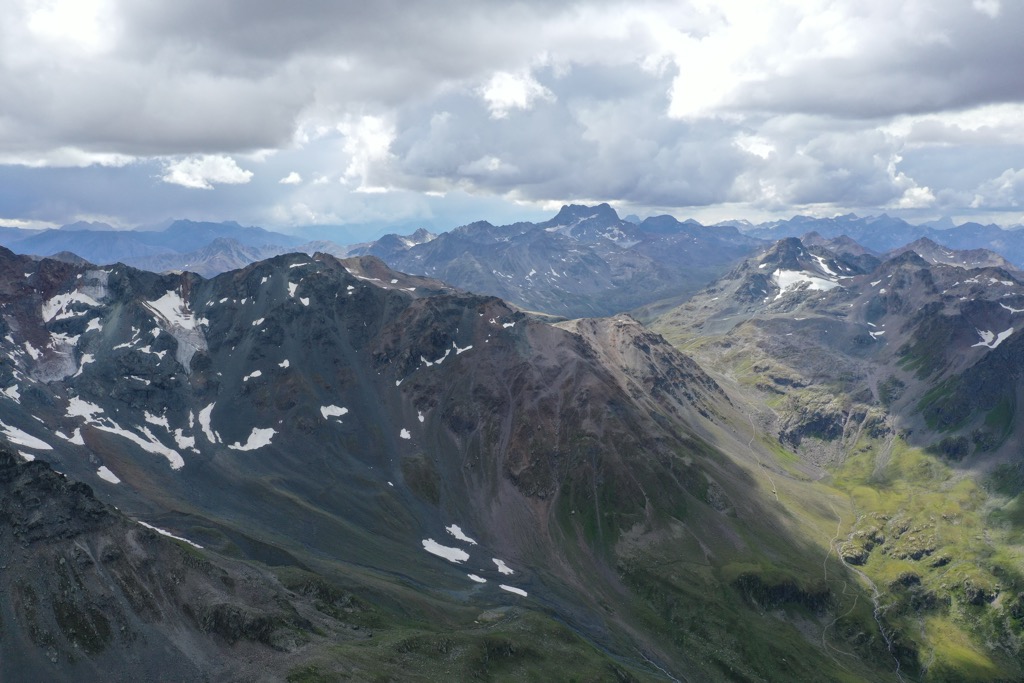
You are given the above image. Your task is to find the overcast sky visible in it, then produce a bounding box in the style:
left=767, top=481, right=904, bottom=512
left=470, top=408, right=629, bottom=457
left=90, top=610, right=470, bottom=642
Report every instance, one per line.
left=2, top=0, right=1023, bottom=236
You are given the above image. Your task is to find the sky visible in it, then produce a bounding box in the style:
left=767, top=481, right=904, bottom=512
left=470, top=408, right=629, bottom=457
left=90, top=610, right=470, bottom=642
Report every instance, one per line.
left=2, top=0, right=1024, bottom=238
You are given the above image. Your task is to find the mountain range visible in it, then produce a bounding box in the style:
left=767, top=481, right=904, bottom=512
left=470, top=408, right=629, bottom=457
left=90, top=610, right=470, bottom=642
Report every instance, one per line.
left=2, top=207, right=1024, bottom=680
left=732, top=213, right=1024, bottom=267
left=351, top=203, right=763, bottom=318
left=3, top=244, right=872, bottom=681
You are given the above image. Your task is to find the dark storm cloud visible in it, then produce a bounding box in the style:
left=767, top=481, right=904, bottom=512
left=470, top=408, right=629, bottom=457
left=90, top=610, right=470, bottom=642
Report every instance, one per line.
left=735, top=2, right=1024, bottom=119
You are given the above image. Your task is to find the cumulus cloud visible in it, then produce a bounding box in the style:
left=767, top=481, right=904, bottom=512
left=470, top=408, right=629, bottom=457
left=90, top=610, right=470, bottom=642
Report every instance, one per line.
left=480, top=71, right=554, bottom=119
left=337, top=115, right=396, bottom=192
left=0, top=0, right=1022, bottom=229
left=895, top=186, right=936, bottom=209
left=971, top=169, right=1024, bottom=209
left=162, top=155, right=254, bottom=190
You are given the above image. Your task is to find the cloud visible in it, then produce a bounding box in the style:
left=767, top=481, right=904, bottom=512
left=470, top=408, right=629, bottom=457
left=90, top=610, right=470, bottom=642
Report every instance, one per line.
left=337, top=115, right=395, bottom=192
left=895, top=186, right=936, bottom=209
left=0, top=0, right=1022, bottom=230
left=973, top=0, right=1001, bottom=19
left=480, top=71, right=554, bottom=119
left=971, top=168, right=1024, bottom=209
left=26, top=0, right=116, bottom=54
left=162, top=155, right=254, bottom=190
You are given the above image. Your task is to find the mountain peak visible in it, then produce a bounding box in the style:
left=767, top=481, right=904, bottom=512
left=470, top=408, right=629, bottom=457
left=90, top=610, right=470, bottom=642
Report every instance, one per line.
left=548, top=202, right=620, bottom=225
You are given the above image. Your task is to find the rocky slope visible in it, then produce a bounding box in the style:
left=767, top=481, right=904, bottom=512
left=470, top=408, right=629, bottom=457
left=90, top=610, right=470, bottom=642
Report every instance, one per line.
left=0, top=446, right=364, bottom=682
left=0, top=245, right=901, bottom=681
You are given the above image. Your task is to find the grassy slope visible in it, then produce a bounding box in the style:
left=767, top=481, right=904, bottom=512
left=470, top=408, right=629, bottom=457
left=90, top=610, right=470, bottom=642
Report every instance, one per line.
left=652, top=325, right=1024, bottom=682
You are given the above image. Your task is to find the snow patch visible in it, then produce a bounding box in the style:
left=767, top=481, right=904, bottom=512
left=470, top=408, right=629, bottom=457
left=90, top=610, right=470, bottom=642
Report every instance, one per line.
left=143, top=290, right=203, bottom=330
left=400, top=428, right=411, bottom=440
left=173, top=429, right=196, bottom=451
left=67, top=397, right=103, bottom=420
left=0, top=421, right=52, bottom=450
left=446, top=524, right=478, bottom=545
left=499, top=585, right=527, bottom=597
left=972, top=327, right=1014, bottom=349
left=772, top=270, right=839, bottom=300
left=812, top=254, right=837, bottom=276
left=135, top=520, right=203, bottom=549
left=468, top=574, right=487, bottom=583
left=321, top=405, right=349, bottom=419
left=23, top=342, right=41, bottom=360
left=421, top=539, right=469, bottom=563
left=66, top=400, right=185, bottom=469
left=144, top=412, right=170, bottom=430
left=56, top=428, right=85, bottom=445
left=97, top=466, right=120, bottom=484
left=228, top=427, right=276, bottom=451
left=243, top=370, right=262, bottom=382
left=198, top=404, right=220, bottom=443
left=278, top=359, right=290, bottom=368
left=72, top=353, right=95, bottom=377
left=41, top=290, right=100, bottom=322
left=493, top=559, right=514, bottom=575
left=136, top=346, right=167, bottom=359
left=421, top=348, right=451, bottom=367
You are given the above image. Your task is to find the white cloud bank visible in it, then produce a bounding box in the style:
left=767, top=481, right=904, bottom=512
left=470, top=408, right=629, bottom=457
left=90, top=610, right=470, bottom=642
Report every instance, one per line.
left=162, top=155, right=254, bottom=190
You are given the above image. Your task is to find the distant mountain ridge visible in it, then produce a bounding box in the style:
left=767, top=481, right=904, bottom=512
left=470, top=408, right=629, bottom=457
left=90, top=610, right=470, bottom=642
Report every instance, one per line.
left=0, top=220, right=307, bottom=270
left=738, top=213, right=1024, bottom=267
left=351, top=202, right=765, bottom=318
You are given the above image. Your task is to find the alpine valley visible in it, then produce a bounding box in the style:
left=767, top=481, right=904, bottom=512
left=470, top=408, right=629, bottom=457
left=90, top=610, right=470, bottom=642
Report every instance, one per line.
left=1, top=204, right=1023, bottom=682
